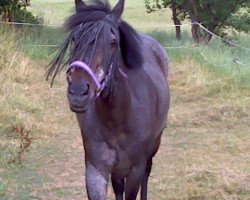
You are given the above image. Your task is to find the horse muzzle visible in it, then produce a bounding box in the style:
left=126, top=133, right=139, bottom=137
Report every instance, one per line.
left=67, top=79, right=91, bottom=113
left=67, top=90, right=90, bottom=113
left=66, top=61, right=104, bottom=97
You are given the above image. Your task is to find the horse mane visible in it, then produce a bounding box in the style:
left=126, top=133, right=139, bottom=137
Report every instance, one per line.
left=46, top=0, right=143, bottom=84
left=118, top=21, right=143, bottom=69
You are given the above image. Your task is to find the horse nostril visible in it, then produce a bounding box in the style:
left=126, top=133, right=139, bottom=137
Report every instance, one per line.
left=81, top=84, right=90, bottom=96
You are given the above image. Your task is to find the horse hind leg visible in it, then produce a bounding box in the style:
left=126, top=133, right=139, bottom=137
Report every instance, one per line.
left=140, top=159, right=153, bottom=200
left=111, top=174, right=124, bottom=200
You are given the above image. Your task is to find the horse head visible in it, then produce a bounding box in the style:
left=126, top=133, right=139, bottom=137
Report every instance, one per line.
left=66, top=0, right=124, bottom=113
left=47, top=0, right=142, bottom=113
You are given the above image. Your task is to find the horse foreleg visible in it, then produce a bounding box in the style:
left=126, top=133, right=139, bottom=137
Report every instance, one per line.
left=125, top=165, right=145, bottom=200
left=140, top=159, right=153, bottom=200
left=111, top=174, right=125, bottom=200
left=85, top=161, right=108, bottom=200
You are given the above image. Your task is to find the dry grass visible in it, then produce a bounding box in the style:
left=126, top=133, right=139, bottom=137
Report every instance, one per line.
left=150, top=59, right=250, bottom=200
left=0, top=27, right=82, bottom=198
left=0, top=44, right=249, bottom=199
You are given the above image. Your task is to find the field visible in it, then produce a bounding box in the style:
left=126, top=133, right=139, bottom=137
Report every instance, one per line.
left=0, top=0, right=250, bottom=199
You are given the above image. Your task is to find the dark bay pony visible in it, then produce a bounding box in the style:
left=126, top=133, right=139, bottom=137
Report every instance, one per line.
left=47, top=0, right=170, bottom=199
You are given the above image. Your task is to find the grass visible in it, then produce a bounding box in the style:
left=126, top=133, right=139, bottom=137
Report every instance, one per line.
left=25, top=0, right=250, bottom=86
left=163, top=60, right=250, bottom=199
left=28, top=0, right=172, bottom=26
left=0, top=0, right=250, bottom=199
left=148, top=29, right=250, bottom=87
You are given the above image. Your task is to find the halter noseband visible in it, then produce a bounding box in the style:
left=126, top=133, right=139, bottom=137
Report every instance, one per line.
left=66, top=61, right=128, bottom=97
left=66, top=61, right=114, bottom=97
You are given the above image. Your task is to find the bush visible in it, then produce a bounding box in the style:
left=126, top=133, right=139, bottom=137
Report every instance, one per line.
left=13, top=8, right=43, bottom=24
left=0, top=0, right=43, bottom=25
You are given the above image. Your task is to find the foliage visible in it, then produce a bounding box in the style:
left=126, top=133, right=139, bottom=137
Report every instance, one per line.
left=0, top=0, right=42, bottom=24
left=226, top=5, right=250, bottom=33
left=145, top=0, right=250, bottom=43
left=13, top=9, right=43, bottom=24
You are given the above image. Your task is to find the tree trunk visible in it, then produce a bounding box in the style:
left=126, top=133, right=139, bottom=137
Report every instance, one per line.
left=185, top=0, right=202, bottom=45
left=191, top=23, right=201, bottom=45
left=174, top=20, right=181, bottom=41
left=171, top=0, right=181, bottom=40
left=203, top=32, right=213, bottom=45
left=8, top=9, right=14, bottom=22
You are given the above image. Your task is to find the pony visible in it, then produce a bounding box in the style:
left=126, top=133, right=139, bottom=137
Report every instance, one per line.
left=47, top=0, right=170, bottom=199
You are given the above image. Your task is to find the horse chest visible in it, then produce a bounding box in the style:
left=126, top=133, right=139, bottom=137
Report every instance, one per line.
left=112, top=150, right=134, bottom=177
left=91, top=130, right=143, bottom=176
left=111, top=136, right=148, bottom=176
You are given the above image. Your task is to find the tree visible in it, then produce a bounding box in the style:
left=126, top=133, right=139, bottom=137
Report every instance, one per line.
left=145, top=0, right=250, bottom=44
left=0, top=0, right=30, bottom=22
left=226, top=2, right=250, bottom=34
left=145, top=0, right=187, bottom=40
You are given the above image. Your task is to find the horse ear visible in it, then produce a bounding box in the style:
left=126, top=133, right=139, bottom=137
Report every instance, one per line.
left=75, top=0, right=85, bottom=11
left=111, top=0, right=125, bottom=21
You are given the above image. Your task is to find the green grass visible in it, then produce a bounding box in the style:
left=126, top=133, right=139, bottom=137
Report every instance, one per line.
left=29, top=0, right=172, bottom=26
left=146, top=27, right=250, bottom=86
left=21, top=26, right=65, bottom=60
left=26, top=0, right=250, bottom=87
left=0, top=0, right=250, bottom=199
left=28, top=0, right=74, bottom=25
left=23, top=0, right=173, bottom=60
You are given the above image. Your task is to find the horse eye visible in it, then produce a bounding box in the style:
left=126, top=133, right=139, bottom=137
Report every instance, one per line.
left=110, top=39, right=117, bottom=46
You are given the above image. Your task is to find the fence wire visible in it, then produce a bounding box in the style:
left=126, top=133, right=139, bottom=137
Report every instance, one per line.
left=0, top=20, right=249, bottom=68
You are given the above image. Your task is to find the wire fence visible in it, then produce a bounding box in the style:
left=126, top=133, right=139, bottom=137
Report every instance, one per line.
left=0, top=20, right=249, bottom=68
left=0, top=21, right=61, bottom=27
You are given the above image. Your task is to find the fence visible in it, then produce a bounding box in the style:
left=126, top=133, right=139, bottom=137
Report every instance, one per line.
left=0, top=20, right=249, bottom=68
